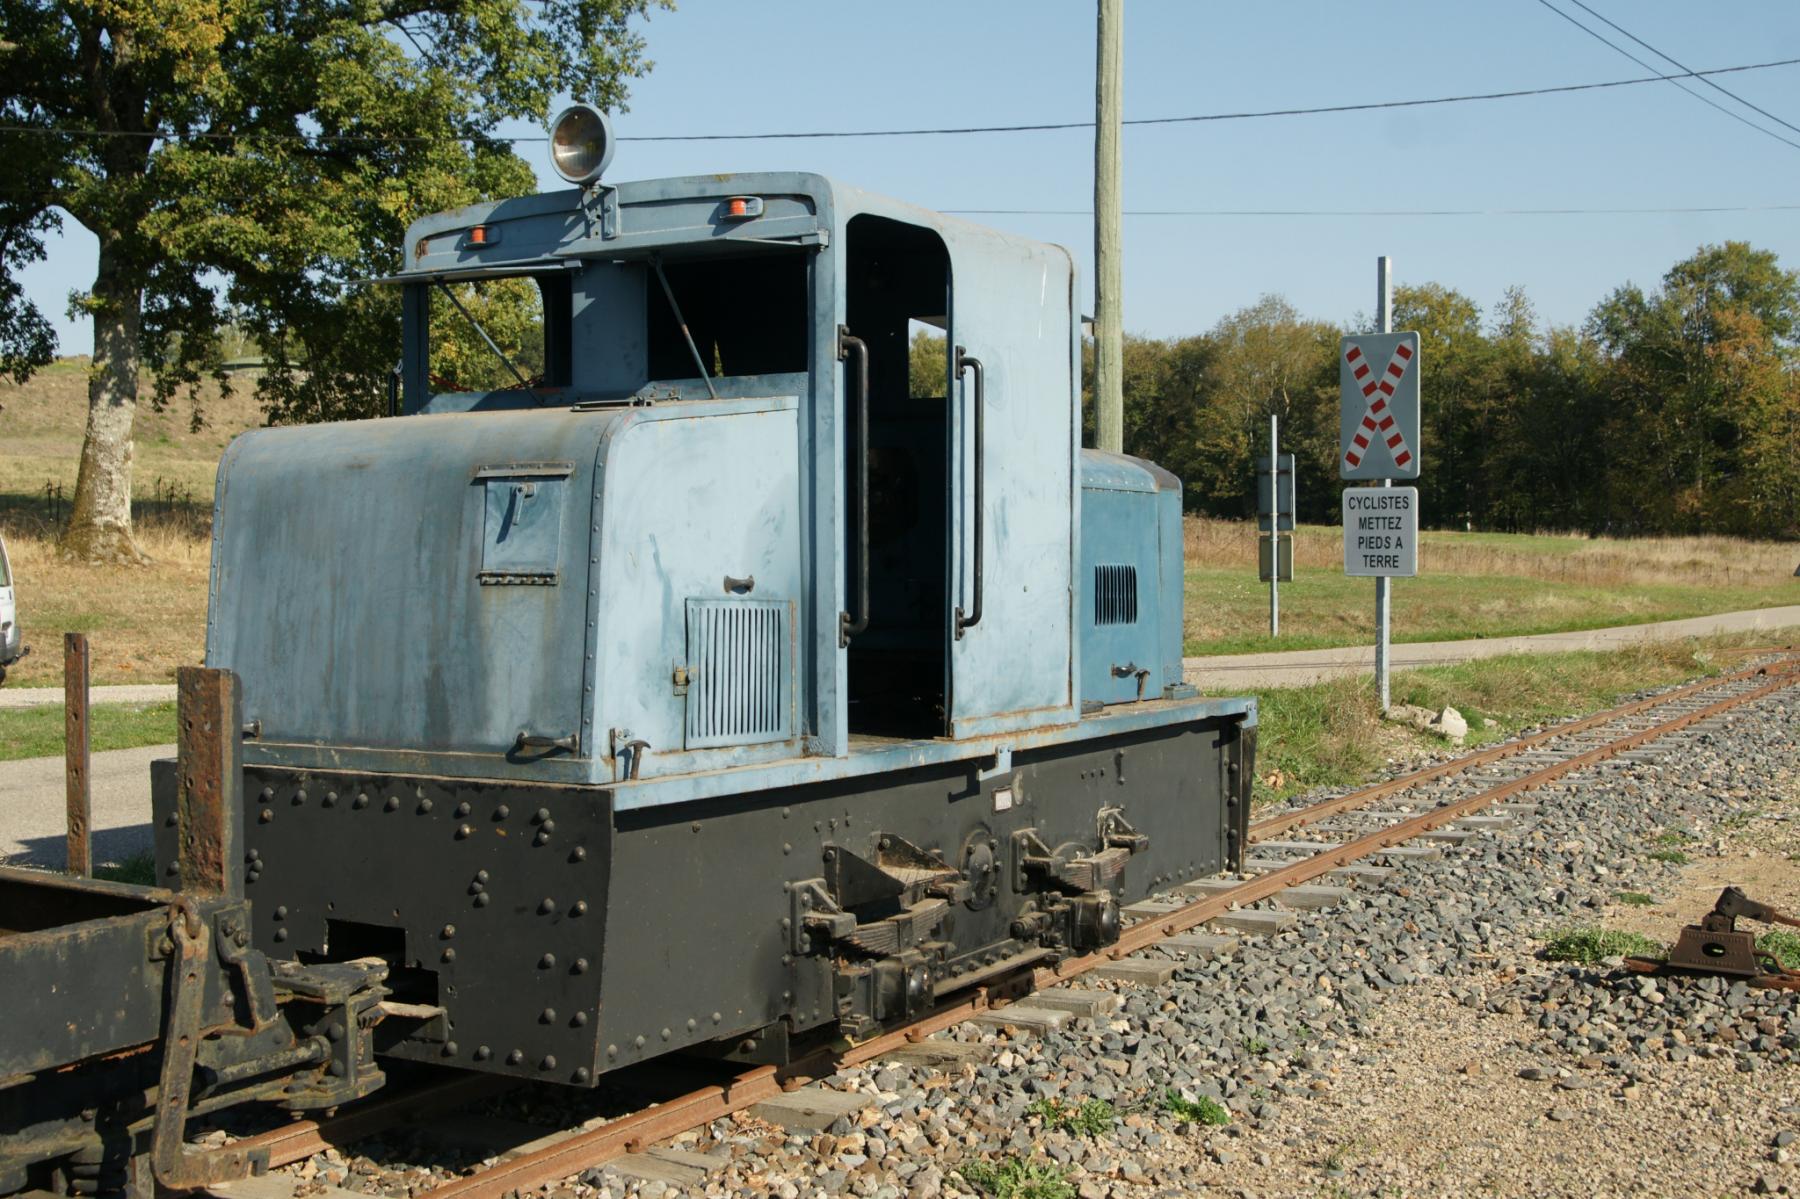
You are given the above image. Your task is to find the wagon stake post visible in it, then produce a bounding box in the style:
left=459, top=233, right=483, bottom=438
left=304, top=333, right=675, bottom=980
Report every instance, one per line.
left=64, top=631, right=91, bottom=877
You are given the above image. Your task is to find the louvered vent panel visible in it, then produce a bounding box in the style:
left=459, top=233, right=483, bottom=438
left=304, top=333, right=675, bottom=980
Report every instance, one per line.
left=684, top=598, right=793, bottom=750
left=1093, top=564, right=1139, bottom=626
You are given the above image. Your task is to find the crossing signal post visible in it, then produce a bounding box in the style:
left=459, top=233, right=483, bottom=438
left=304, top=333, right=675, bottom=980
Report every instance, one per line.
left=1340, top=256, right=1422, bottom=711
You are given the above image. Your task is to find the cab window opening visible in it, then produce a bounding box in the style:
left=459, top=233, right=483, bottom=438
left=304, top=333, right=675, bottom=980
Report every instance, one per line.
left=645, top=253, right=809, bottom=382
left=426, top=273, right=571, bottom=394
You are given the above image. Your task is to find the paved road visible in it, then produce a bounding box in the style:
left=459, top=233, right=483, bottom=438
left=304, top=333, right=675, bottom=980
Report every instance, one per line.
left=0, top=682, right=177, bottom=710
left=0, top=743, right=172, bottom=869
left=1182, top=604, right=1800, bottom=690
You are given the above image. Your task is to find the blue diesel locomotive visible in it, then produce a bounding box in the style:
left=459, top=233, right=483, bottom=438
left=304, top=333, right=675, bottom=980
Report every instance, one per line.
left=158, top=105, right=1257, bottom=1079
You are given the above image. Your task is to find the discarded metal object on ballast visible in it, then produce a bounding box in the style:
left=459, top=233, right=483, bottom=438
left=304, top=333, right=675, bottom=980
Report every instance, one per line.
left=1624, top=886, right=1800, bottom=989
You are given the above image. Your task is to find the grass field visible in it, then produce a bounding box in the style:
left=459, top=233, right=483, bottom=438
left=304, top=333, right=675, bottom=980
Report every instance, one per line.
left=1247, top=635, right=1772, bottom=806
left=1184, top=518, right=1800, bottom=655
left=0, top=701, right=177, bottom=762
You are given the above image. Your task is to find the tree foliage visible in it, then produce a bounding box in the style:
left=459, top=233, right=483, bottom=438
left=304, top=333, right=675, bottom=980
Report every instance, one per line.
left=1, top=0, right=668, bottom=558
left=1093, top=242, right=1800, bottom=540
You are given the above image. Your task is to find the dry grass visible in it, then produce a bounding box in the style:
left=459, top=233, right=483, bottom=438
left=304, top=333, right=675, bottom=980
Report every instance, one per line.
left=0, top=358, right=263, bottom=527
left=1186, top=516, right=1800, bottom=654
left=1185, top=515, right=1800, bottom=590
left=0, top=359, right=257, bottom=687
left=2, top=526, right=211, bottom=687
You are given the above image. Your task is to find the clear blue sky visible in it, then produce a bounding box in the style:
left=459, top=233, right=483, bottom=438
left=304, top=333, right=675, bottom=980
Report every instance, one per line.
left=22, top=0, right=1800, bottom=353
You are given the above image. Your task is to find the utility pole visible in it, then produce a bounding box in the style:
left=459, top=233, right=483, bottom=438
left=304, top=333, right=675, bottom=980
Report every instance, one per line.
left=1375, top=255, right=1393, bottom=712
left=1094, top=0, right=1124, bottom=452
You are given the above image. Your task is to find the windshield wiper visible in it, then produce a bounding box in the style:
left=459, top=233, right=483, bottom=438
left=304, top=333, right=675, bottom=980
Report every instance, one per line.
left=434, top=280, right=540, bottom=402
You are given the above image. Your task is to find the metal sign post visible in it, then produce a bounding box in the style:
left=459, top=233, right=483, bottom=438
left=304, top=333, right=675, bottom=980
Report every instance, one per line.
left=1256, top=441, right=1295, bottom=619
left=1269, top=415, right=1279, bottom=637
left=1376, top=257, right=1392, bottom=711
left=1338, top=256, right=1421, bottom=713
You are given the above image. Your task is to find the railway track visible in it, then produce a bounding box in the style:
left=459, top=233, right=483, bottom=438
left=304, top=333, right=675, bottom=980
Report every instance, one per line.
left=227, top=654, right=1800, bottom=1199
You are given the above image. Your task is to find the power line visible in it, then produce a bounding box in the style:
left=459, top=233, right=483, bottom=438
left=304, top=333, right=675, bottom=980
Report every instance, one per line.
left=1, top=57, right=1797, bottom=145
left=630, top=57, right=1800, bottom=141
left=944, top=205, right=1800, bottom=218
left=1561, top=0, right=1800, bottom=137
left=1532, top=0, right=1800, bottom=152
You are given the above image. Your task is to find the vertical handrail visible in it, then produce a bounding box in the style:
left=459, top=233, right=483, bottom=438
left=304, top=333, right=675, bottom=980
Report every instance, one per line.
left=63, top=632, right=90, bottom=877
left=954, top=347, right=985, bottom=639
left=837, top=327, right=871, bottom=647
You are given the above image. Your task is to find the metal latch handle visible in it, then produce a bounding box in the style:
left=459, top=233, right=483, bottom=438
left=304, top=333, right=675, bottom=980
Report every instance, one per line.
left=513, top=731, right=579, bottom=755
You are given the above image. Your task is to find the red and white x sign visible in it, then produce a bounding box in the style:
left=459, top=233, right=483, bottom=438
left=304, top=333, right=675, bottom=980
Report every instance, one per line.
left=1342, top=341, right=1415, bottom=471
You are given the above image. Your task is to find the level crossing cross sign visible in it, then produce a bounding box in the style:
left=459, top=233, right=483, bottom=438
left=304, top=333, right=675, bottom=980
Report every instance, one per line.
left=1338, top=332, right=1421, bottom=480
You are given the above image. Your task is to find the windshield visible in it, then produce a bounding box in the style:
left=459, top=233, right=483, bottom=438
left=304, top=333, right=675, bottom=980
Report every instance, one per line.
left=0, top=537, right=10, bottom=587
left=407, top=250, right=810, bottom=408
left=428, top=274, right=561, bottom=393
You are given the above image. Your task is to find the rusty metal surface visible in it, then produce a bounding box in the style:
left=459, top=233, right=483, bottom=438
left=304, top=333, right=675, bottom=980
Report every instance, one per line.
left=63, top=632, right=90, bottom=877
left=1659, top=886, right=1800, bottom=981
left=1247, top=660, right=1789, bottom=843
left=0, top=870, right=172, bottom=1076
left=151, top=899, right=270, bottom=1189
left=243, top=1076, right=516, bottom=1168
left=419, top=1069, right=783, bottom=1199
left=175, top=667, right=244, bottom=898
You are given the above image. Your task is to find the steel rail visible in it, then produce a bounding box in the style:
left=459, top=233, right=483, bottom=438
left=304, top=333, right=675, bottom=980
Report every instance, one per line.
left=1049, top=659, right=1800, bottom=971
left=242, top=658, right=1798, bottom=1197
left=239, top=1075, right=514, bottom=1167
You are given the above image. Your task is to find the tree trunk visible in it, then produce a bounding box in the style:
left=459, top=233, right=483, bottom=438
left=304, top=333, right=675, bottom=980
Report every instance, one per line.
left=61, top=233, right=148, bottom=564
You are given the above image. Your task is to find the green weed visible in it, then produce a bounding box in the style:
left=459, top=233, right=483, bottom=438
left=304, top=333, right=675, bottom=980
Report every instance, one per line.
left=1646, top=849, right=1689, bottom=865
left=1024, top=1097, right=1116, bottom=1137
left=1614, top=891, right=1656, bottom=906
left=1542, top=926, right=1665, bottom=963
left=1243, top=1036, right=1271, bottom=1056
left=1652, top=832, right=1690, bottom=847
left=94, top=851, right=156, bottom=886
left=1160, top=1089, right=1230, bottom=1126
left=955, top=1157, right=1076, bottom=1199
left=1757, top=930, right=1800, bottom=969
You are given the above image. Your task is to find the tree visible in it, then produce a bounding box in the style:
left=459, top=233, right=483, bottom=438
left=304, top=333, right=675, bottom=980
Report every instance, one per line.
left=1, top=0, right=667, bottom=561
left=1587, top=242, right=1800, bottom=534
left=1186, top=295, right=1337, bottom=520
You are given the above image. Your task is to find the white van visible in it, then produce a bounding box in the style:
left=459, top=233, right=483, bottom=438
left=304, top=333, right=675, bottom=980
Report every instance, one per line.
left=0, top=534, right=27, bottom=685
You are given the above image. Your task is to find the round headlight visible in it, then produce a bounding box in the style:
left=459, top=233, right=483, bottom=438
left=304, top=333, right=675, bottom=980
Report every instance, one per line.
left=548, top=104, right=615, bottom=186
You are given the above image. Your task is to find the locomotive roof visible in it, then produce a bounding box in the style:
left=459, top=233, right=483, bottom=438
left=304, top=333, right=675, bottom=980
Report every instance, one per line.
left=394, top=171, right=1067, bottom=281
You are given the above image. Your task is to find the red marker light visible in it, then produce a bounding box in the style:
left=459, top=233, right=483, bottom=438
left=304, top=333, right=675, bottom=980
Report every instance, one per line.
left=728, top=198, right=748, bottom=218
left=468, top=226, right=488, bottom=246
